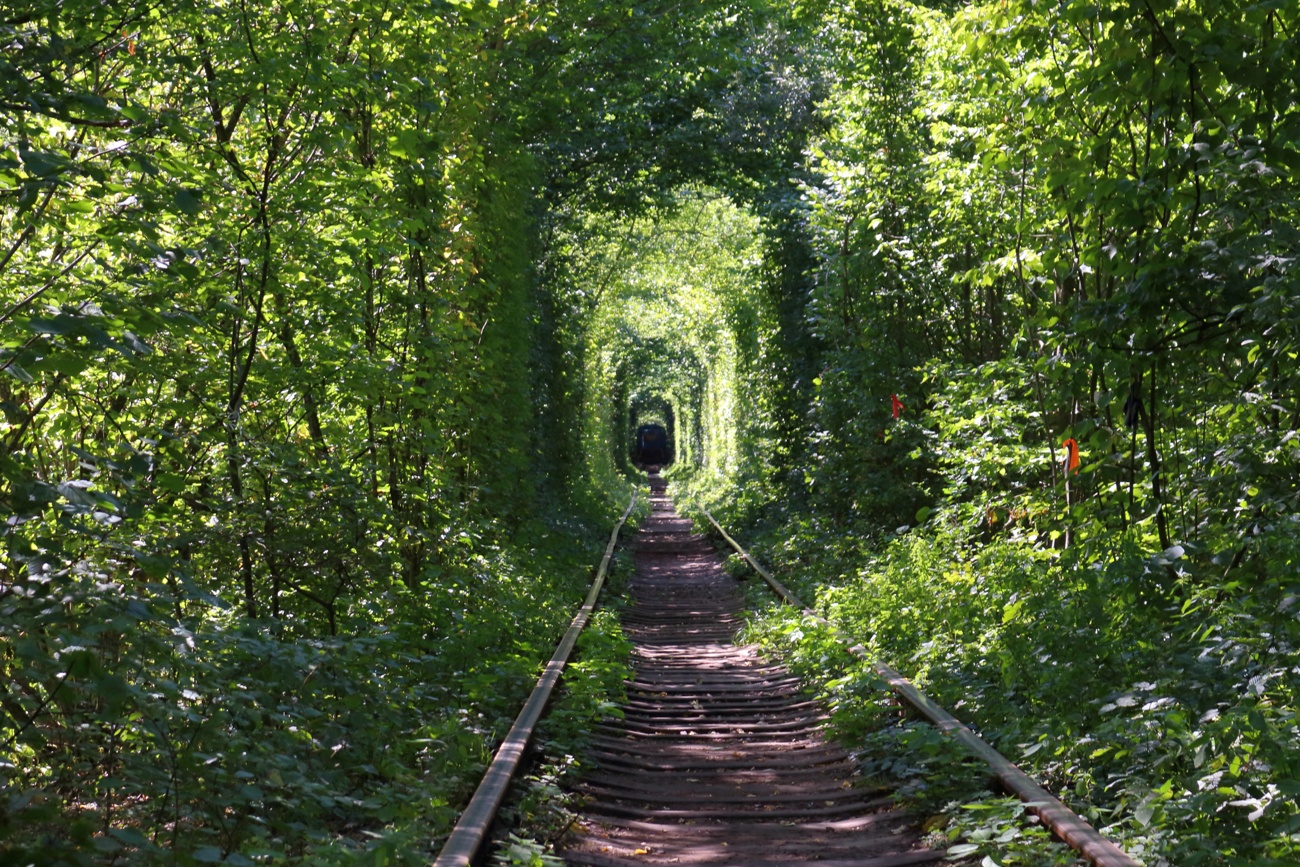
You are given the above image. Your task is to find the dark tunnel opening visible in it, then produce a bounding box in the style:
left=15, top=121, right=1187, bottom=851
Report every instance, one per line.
left=632, top=422, right=672, bottom=467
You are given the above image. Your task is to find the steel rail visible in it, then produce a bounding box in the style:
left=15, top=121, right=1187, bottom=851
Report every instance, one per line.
left=432, top=493, right=638, bottom=867
left=699, top=506, right=1139, bottom=867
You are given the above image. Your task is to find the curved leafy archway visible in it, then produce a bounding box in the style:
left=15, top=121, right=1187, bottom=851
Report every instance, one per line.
left=569, top=188, right=775, bottom=502
left=4, top=0, right=1298, bottom=861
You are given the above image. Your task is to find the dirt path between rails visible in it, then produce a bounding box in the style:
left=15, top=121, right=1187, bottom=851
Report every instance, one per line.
left=556, top=478, right=944, bottom=867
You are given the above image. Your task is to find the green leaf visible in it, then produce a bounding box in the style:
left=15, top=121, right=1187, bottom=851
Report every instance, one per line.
left=20, top=150, right=69, bottom=178
left=28, top=316, right=77, bottom=336
left=61, top=648, right=99, bottom=678
left=1, top=360, right=34, bottom=383
left=157, top=473, right=187, bottom=493
left=173, top=188, right=203, bottom=215
left=32, top=354, right=90, bottom=377
left=108, top=827, right=153, bottom=849
left=119, top=104, right=150, bottom=123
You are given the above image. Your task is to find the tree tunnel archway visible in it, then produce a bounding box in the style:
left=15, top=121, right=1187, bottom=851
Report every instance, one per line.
left=571, top=188, right=777, bottom=500
left=614, top=335, right=708, bottom=473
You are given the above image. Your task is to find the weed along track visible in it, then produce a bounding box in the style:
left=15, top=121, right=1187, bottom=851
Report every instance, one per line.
left=556, top=477, right=942, bottom=867
left=432, top=477, right=1138, bottom=867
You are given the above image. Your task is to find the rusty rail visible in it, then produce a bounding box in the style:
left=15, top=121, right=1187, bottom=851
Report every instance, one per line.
left=432, top=494, right=638, bottom=867
left=699, top=506, right=1139, bottom=867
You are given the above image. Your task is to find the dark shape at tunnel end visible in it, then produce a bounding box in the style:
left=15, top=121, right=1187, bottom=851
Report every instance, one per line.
left=633, top=423, right=672, bottom=467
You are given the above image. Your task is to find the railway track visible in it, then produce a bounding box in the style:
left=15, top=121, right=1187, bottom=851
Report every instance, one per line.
left=434, top=476, right=1136, bottom=867
left=555, top=479, right=941, bottom=867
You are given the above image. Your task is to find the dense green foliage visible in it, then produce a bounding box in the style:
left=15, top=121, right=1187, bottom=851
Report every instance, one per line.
left=0, top=0, right=754, bottom=861
left=695, top=1, right=1300, bottom=864
left=564, top=190, right=777, bottom=500
left=3, top=0, right=1298, bottom=863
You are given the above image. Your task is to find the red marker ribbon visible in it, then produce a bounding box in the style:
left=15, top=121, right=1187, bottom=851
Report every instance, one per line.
left=1062, top=438, right=1080, bottom=474
left=891, top=394, right=904, bottom=419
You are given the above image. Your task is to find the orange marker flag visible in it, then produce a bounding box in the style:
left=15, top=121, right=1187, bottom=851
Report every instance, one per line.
left=1062, top=438, right=1080, bottom=475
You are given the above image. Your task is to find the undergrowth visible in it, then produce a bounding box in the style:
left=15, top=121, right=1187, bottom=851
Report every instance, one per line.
left=487, top=549, right=636, bottom=867
left=2, top=509, right=635, bottom=866
left=735, top=584, right=1084, bottom=866
left=723, top=510, right=1300, bottom=867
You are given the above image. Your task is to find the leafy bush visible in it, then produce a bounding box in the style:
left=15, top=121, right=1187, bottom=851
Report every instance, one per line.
left=1, top=512, right=629, bottom=864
